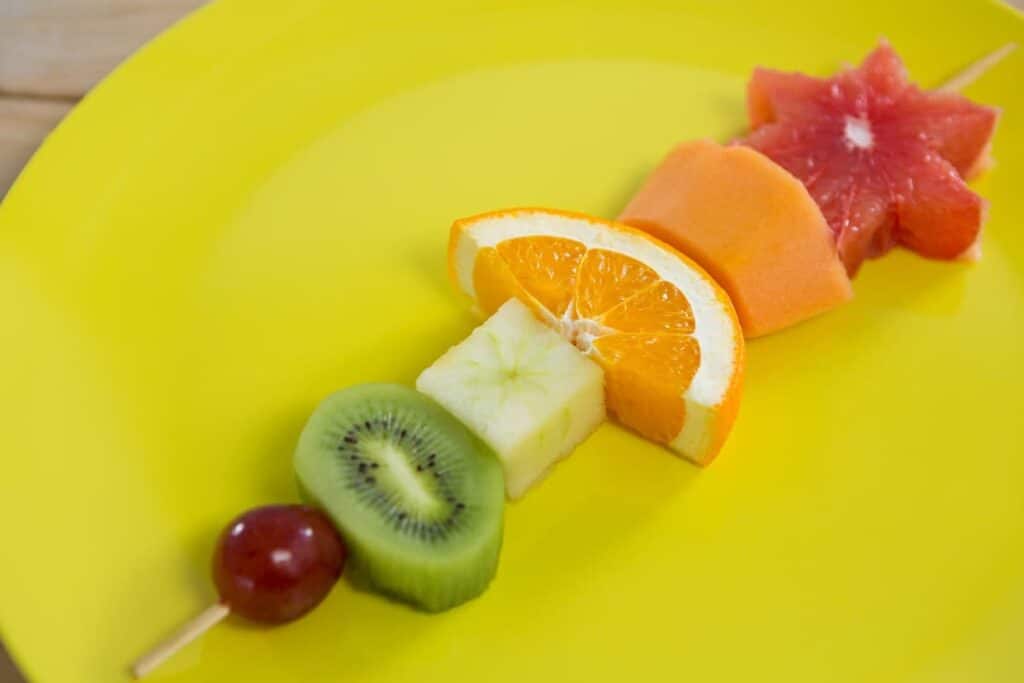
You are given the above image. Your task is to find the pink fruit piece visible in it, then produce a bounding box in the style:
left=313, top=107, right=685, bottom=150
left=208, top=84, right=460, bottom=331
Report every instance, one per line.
left=743, top=41, right=999, bottom=275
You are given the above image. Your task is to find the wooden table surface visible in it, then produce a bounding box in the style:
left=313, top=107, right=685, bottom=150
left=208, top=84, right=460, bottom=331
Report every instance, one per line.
left=0, top=1, right=1021, bottom=681
left=0, top=0, right=206, bottom=200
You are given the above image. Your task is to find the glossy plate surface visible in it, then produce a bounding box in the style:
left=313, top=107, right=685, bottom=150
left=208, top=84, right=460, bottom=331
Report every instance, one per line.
left=1, top=1, right=1022, bottom=680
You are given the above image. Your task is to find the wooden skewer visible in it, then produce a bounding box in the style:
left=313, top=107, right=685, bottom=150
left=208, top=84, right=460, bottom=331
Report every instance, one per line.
left=131, top=602, right=230, bottom=679
left=938, top=43, right=1017, bottom=92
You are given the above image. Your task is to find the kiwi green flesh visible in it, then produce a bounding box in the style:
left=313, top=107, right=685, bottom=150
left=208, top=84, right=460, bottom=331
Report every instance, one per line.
left=295, top=383, right=505, bottom=612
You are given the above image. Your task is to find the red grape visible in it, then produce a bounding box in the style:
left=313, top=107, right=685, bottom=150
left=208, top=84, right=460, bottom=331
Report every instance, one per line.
left=212, top=505, right=346, bottom=623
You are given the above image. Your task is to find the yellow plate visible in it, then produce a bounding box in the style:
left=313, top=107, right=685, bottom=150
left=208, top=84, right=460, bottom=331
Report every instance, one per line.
left=2, top=1, right=1023, bottom=681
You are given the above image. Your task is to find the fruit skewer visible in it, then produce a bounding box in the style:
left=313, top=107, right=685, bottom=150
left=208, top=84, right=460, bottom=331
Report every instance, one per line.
left=130, top=42, right=1014, bottom=680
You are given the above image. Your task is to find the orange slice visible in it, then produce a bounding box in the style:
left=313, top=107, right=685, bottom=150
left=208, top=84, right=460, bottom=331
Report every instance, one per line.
left=448, top=207, right=744, bottom=465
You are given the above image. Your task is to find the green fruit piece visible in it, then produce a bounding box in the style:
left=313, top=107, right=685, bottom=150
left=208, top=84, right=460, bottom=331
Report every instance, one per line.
left=417, top=299, right=606, bottom=499
left=294, top=383, right=505, bottom=612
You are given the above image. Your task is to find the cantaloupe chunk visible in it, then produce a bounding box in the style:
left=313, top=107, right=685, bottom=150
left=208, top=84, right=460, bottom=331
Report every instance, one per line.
left=618, top=139, right=852, bottom=338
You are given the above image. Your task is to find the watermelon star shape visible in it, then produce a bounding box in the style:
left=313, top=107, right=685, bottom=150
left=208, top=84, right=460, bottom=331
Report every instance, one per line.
left=743, top=41, right=999, bottom=275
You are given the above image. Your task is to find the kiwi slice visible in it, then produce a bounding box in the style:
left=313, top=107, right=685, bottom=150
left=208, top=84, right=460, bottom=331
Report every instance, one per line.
left=294, top=383, right=505, bottom=612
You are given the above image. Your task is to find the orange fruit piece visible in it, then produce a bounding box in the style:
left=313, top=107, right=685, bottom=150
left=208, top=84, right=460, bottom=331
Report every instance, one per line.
left=448, top=207, right=745, bottom=465
left=619, top=139, right=853, bottom=337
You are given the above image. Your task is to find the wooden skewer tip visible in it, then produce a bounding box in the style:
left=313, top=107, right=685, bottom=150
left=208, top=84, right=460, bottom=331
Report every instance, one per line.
left=131, top=602, right=230, bottom=679
left=939, top=43, right=1017, bottom=92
